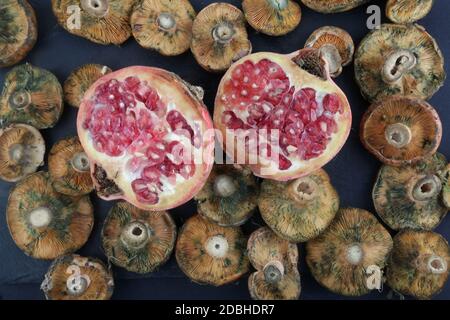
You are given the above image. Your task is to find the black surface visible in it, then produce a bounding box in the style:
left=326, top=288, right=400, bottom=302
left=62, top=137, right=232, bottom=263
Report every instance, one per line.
left=0, top=0, right=449, bottom=300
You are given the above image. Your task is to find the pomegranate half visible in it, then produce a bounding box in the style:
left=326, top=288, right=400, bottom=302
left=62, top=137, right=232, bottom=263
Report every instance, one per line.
left=214, top=49, right=352, bottom=180
left=77, top=66, right=214, bottom=210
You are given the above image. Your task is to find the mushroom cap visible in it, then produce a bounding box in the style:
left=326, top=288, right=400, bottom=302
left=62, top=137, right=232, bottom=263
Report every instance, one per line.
left=102, top=201, right=177, bottom=274
left=304, top=26, right=354, bottom=77
left=48, top=136, right=93, bottom=196
left=0, top=124, right=45, bottom=182
left=41, top=254, right=114, bottom=300
left=258, top=169, right=339, bottom=243
left=386, top=229, right=449, bottom=299
left=195, top=164, right=259, bottom=227
left=373, top=153, right=448, bottom=231
left=0, top=0, right=37, bottom=68
left=242, top=0, right=301, bottom=36
left=175, top=214, right=249, bottom=286
left=354, top=24, right=445, bottom=103
left=0, top=63, right=64, bottom=129
left=306, top=208, right=393, bottom=296
left=131, top=0, right=196, bottom=56
left=51, top=0, right=135, bottom=45
left=360, top=96, right=442, bottom=166
left=301, top=0, right=369, bottom=13
left=386, top=0, right=434, bottom=24
left=6, top=172, right=94, bottom=259
left=191, top=2, right=252, bottom=73
left=442, top=165, right=450, bottom=209
left=64, top=64, right=112, bottom=108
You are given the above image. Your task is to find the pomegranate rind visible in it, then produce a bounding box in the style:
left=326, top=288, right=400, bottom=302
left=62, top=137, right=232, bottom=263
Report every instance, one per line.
left=214, top=51, right=352, bottom=181
left=77, top=66, right=215, bottom=211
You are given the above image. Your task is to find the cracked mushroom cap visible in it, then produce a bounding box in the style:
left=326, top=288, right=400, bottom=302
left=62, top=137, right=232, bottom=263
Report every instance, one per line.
left=373, top=153, right=448, bottom=231
left=386, top=0, right=434, bottom=24
left=102, top=201, right=176, bottom=274
left=0, top=124, right=45, bottom=182
left=360, top=96, right=442, bottom=166
left=0, top=64, right=64, bottom=129
left=131, top=0, right=196, bottom=56
left=51, top=0, right=135, bottom=45
left=0, top=0, right=37, bottom=68
left=304, top=26, right=354, bottom=78
left=242, top=0, right=301, bottom=36
left=258, top=169, right=339, bottom=243
left=306, top=208, right=393, bottom=296
left=191, top=3, right=252, bottom=73
left=247, top=227, right=300, bottom=300
left=64, top=64, right=112, bottom=108
left=354, top=24, right=445, bottom=103
left=6, top=172, right=94, bottom=260
left=386, top=230, right=449, bottom=299
left=48, top=136, right=93, bottom=196
left=195, top=164, right=259, bottom=227
left=442, top=165, right=450, bottom=209
left=41, top=254, right=114, bottom=300
left=301, top=0, right=369, bottom=13
left=175, top=214, right=249, bottom=286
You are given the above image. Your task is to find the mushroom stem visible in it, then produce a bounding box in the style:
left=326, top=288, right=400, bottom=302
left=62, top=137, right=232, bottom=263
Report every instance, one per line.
left=80, top=0, right=109, bottom=18
left=382, top=49, right=417, bottom=84
left=205, top=235, right=229, bottom=258
left=267, top=0, right=289, bottom=10
left=157, top=13, right=176, bottom=31
left=263, top=260, right=285, bottom=285
left=66, top=269, right=91, bottom=296
left=346, top=244, right=364, bottom=265
left=28, top=207, right=53, bottom=228
left=287, top=177, right=317, bottom=203
left=9, top=143, right=25, bottom=163
left=213, top=174, right=237, bottom=198
left=10, top=90, right=31, bottom=109
left=71, top=152, right=90, bottom=173
left=385, top=123, right=412, bottom=148
left=120, top=221, right=150, bottom=249
left=212, top=23, right=235, bottom=44
left=412, top=175, right=442, bottom=201
left=318, top=44, right=343, bottom=77
left=415, top=254, right=448, bottom=274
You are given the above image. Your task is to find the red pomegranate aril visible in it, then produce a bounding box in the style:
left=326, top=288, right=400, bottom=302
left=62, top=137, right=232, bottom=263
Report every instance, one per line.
left=132, top=179, right=159, bottom=204
left=323, top=93, right=342, bottom=114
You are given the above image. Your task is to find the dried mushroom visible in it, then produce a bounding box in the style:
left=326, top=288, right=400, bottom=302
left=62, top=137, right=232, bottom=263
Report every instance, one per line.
left=102, top=201, right=176, bottom=274
left=0, top=64, right=64, bottom=129
left=360, top=96, right=442, bottom=166
left=175, top=214, right=249, bottom=286
left=64, top=64, right=112, bottom=108
left=373, top=153, right=448, bottom=231
left=242, top=0, right=301, bottom=36
left=301, top=0, right=369, bottom=13
left=247, top=227, right=300, bottom=300
left=6, top=172, right=94, bottom=259
left=0, top=0, right=37, bottom=68
left=131, top=0, right=196, bottom=56
left=191, top=3, right=252, bottom=72
left=49, top=136, right=93, bottom=196
left=195, top=165, right=259, bottom=227
left=386, top=0, right=434, bottom=24
left=386, top=230, right=449, bottom=299
left=41, top=254, right=114, bottom=300
left=355, top=24, right=445, bottom=102
left=304, top=26, right=354, bottom=78
left=258, top=169, right=339, bottom=243
left=0, top=124, right=45, bottom=182
left=306, top=208, right=393, bottom=296
left=51, top=0, right=135, bottom=45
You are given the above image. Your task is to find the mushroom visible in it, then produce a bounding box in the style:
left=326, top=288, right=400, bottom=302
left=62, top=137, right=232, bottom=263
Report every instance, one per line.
left=247, top=227, right=300, bottom=300
left=386, top=229, right=449, bottom=299
left=442, top=165, right=450, bottom=209
left=304, top=26, right=354, bottom=78
left=48, top=136, right=93, bottom=196
left=102, top=201, right=177, bottom=274
left=354, top=24, right=445, bottom=102
left=191, top=3, right=252, bottom=73
left=51, top=0, right=135, bottom=45
left=373, top=153, right=448, bottom=231
left=175, top=214, right=249, bottom=286
left=0, top=124, right=45, bottom=182
left=306, top=208, right=393, bottom=296
left=386, top=0, right=434, bottom=24
left=242, top=0, right=301, bottom=36
left=64, top=64, right=112, bottom=108
left=258, top=169, right=339, bottom=243
left=195, top=165, right=259, bottom=227
left=0, top=0, right=37, bottom=68
left=41, top=254, right=114, bottom=300
left=301, top=0, right=369, bottom=14
left=0, top=63, right=64, bottom=129
left=131, top=0, right=196, bottom=56
left=6, top=172, right=94, bottom=259
left=360, top=96, right=442, bottom=166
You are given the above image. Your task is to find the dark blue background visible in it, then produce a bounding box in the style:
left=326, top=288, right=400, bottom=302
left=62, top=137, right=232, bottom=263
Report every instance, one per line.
left=0, top=0, right=449, bottom=300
